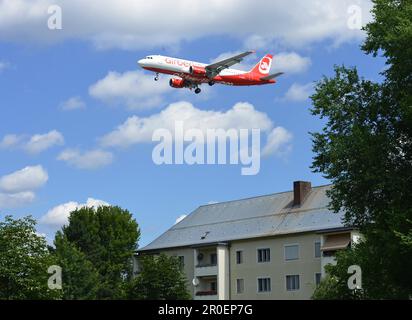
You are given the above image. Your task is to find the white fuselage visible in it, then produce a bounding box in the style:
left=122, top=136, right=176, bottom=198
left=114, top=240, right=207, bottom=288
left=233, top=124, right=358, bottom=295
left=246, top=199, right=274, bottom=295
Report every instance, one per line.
left=138, top=55, right=247, bottom=77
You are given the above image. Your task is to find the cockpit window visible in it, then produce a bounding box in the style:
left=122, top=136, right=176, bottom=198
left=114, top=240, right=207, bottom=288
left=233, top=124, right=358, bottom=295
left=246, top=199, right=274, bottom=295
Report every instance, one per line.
left=146, top=56, right=153, bottom=59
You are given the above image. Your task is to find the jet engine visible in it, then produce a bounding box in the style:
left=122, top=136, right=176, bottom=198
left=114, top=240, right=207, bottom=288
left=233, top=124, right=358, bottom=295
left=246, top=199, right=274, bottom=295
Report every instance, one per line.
left=169, top=78, right=185, bottom=88
left=189, top=65, right=207, bottom=76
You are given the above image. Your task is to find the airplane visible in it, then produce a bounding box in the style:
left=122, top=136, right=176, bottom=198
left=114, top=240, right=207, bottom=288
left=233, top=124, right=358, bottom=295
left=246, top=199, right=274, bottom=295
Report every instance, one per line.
left=137, top=51, right=284, bottom=94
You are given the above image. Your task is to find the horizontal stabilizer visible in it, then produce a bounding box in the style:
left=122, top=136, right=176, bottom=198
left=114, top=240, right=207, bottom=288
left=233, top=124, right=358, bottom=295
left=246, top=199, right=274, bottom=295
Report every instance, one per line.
left=260, top=72, right=284, bottom=81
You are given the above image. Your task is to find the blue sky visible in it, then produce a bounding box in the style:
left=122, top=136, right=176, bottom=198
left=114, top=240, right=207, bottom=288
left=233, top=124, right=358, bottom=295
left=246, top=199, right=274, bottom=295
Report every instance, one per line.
left=0, top=0, right=384, bottom=246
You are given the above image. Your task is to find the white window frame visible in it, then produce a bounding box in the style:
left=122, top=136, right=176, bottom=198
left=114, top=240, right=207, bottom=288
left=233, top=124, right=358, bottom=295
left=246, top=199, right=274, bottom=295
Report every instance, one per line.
left=236, top=278, right=245, bottom=294
left=257, top=247, right=271, bottom=263
left=314, top=240, right=321, bottom=259
left=257, top=277, right=272, bottom=293
left=284, top=243, right=300, bottom=261
left=285, top=274, right=300, bottom=291
left=236, top=250, right=244, bottom=265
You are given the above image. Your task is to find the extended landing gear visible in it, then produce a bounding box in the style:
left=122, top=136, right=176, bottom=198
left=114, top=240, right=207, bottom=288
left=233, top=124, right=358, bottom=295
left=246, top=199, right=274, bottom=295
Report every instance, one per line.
left=187, top=81, right=201, bottom=94
left=154, top=73, right=159, bottom=81
left=208, top=81, right=215, bottom=86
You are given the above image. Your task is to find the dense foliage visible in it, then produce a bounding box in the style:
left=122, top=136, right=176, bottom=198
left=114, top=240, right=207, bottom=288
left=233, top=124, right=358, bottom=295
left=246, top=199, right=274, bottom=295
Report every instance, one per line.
left=311, top=0, right=412, bottom=299
left=55, top=205, right=140, bottom=299
left=0, top=216, right=61, bottom=299
left=128, top=254, right=190, bottom=300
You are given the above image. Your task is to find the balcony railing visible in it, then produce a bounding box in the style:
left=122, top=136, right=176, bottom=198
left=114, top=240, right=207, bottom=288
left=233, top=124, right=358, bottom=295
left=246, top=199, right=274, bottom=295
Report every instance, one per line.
left=194, top=264, right=218, bottom=277
left=195, top=263, right=217, bottom=268
left=195, top=290, right=217, bottom=296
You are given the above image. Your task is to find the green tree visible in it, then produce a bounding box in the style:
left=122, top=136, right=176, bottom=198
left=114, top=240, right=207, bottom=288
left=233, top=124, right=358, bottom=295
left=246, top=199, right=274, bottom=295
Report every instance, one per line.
left=312, top=241, right=406, bottom=299
left=128, top=254, right=190, bottom=300
left=54, top=232, right=99, bottom=299
left=0, top=215, right=61, bottom=299
left=56, top=205, right=140, bottom=299
left=311, top=0, right=412, bottom=299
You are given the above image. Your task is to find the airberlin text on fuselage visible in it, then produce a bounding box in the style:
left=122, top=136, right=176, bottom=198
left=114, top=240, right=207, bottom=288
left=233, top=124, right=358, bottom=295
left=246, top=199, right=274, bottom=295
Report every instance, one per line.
left=165, top=57, right=203, bottom=68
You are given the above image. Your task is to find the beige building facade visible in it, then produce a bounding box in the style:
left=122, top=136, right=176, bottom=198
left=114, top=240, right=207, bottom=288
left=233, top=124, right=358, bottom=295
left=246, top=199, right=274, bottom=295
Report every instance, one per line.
left=136, top=181, right=357, bottom=300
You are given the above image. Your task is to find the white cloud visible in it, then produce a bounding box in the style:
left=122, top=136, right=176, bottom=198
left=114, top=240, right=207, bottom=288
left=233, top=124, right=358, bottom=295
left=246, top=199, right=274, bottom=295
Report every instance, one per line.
left=283, top=82, right=314, bottom=101
left=40, top=198, right=110, bottom=227
left=89, top=70, right=170, bottom=110
left=100, top=101, right=292, bottom=157
left=262, top=127, right=293, bottom=157
left=243, top=35, right=274, bottom=51
left=272, top=52, right=311, bottom=74
left=0, top=130, right=64, bottom=154
left=0, top=1, right=372, bottom=50
left=24, top=130, right=64, bottom=154
left=175, top=214, right=187, bottom=224
left=0, top=191, right=35, bottom=209
left=0, top=134, right=23, bottom=149
left=100, top=101, right=271, bottom=147
left=57, top=149, right=114, bottom=170
left=0, top=165, right=48, bottom=193
left=0, top=165, right=48, bottom=209
left=60, top=96, right=86, bottom=111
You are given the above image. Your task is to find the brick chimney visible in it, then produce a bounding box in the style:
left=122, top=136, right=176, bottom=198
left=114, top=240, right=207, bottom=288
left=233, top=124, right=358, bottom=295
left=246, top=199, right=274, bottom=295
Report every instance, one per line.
left=293, top=181, right=311, bottom=206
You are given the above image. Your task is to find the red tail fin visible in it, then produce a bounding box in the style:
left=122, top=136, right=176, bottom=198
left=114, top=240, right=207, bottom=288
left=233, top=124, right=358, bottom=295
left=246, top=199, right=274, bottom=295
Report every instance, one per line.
left=249, top=54, right=273, bottom=76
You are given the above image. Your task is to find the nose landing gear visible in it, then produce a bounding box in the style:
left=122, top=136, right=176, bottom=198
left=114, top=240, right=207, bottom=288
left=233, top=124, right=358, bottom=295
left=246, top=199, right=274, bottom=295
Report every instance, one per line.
left=154, top=73, right=159, bottom=81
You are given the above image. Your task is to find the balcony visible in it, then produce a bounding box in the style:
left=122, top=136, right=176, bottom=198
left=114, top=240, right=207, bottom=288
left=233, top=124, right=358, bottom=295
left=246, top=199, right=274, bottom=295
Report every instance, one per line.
left=192, top=244, right=229, bottom=300
left=195, top=263, right=218, bottom=277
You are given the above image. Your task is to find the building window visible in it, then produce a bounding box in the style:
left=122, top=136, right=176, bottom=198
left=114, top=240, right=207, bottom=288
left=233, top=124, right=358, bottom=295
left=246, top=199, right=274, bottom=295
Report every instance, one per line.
left=210, top=253, right=217, bottom=265
left=257, top=248, right=270, bottom=263
left=178, top=256, right=184, bottom=269
left=286, top=275, right=300, bottom=291
left=236, top=250, right=243, bottom=264
left=315, top=273, right=322, bottom=286
left=284, top=244, right=299, bottom=261
left=314, top=241, right=321, bottom=258
left=258, top=277, right=271, bottom=292
left=236, top=279, right=244, bottom=294
left=210, top=281, right=217, bottom=292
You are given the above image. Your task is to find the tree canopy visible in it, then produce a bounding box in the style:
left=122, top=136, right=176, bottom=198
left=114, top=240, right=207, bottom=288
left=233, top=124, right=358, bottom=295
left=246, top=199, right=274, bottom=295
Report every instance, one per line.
left=311, top=0, right=412, bottom=299
left=128, top=254, right=190, bottom=300
left=55, top=205, right=140, bottom=299
left=0, top=216, right=61, bottom=299
left=54, top=232, right=99, bottom=299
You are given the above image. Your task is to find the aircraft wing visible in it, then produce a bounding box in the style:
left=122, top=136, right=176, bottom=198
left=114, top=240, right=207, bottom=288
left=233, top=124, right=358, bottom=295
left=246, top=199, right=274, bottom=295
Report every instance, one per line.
left=206, top=51, right=255, bottom=77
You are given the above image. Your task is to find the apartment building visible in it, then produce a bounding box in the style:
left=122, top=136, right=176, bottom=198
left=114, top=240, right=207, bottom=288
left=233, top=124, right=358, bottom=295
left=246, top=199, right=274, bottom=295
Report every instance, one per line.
left=135, top=181, right=360, bottom=300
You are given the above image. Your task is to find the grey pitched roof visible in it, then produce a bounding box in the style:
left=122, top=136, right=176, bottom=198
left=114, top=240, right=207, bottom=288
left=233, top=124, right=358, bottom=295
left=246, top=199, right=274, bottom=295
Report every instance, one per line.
left=139, top=184, right=345, bottom=252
